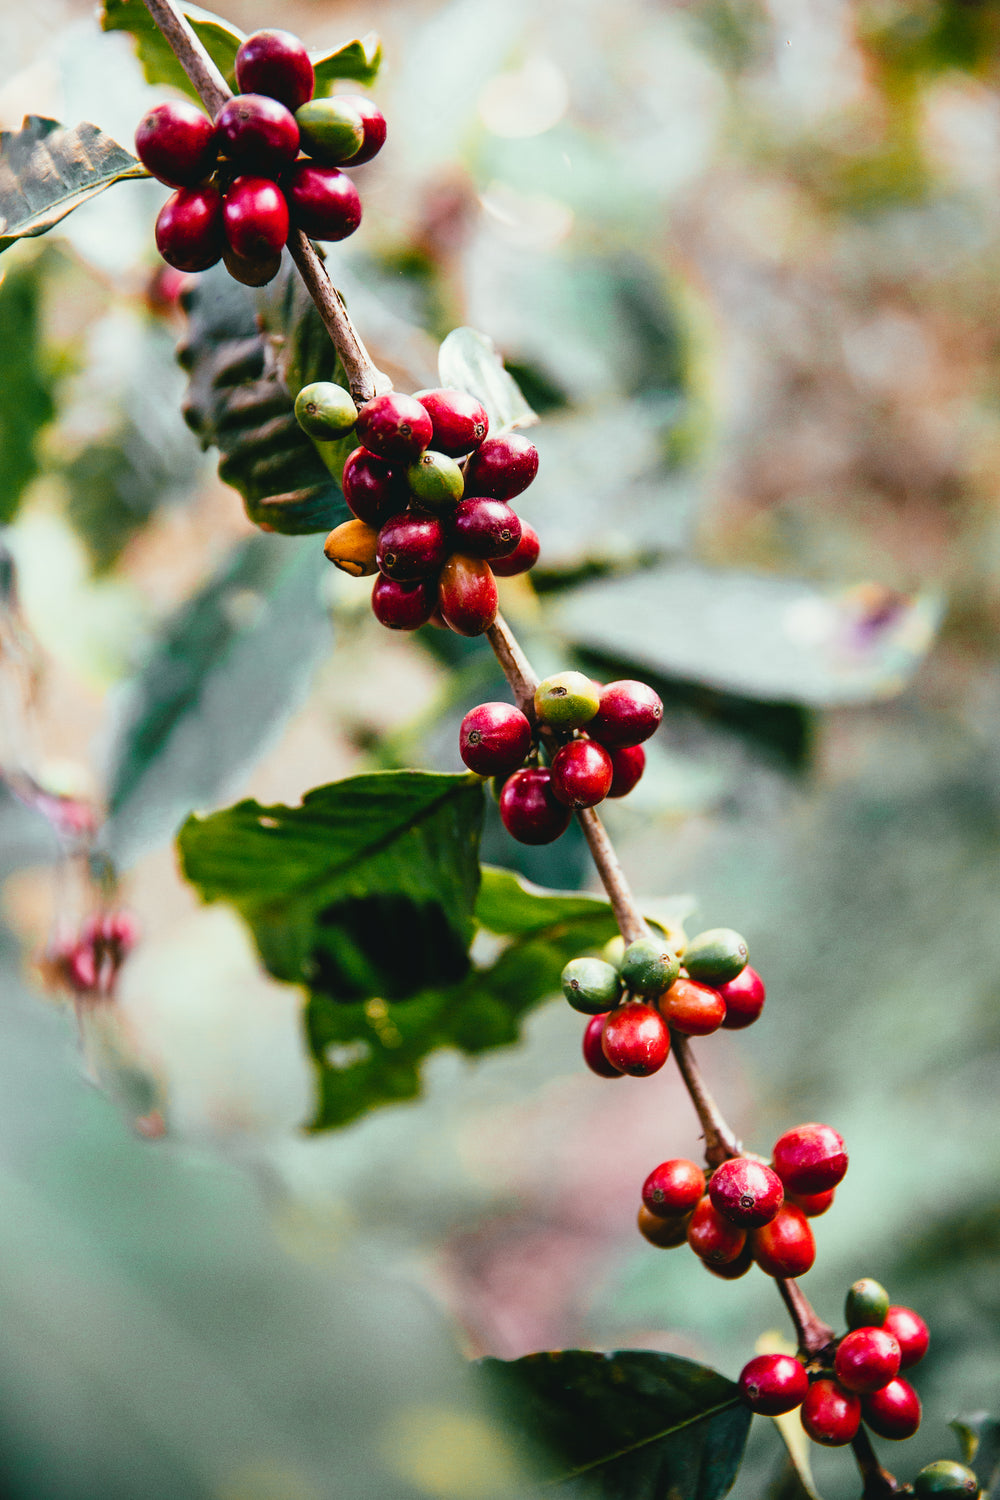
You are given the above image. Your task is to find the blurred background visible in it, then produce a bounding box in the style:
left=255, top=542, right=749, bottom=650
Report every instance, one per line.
left=1, top=0, right=1000, bottom=1495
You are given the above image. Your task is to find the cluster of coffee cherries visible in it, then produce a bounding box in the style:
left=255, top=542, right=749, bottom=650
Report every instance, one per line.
left=136, top=28, right=385, bottom=286
left=311, top=385, right=540, bottom=634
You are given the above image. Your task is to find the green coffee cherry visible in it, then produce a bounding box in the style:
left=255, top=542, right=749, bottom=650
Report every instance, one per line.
left=602, top=934, right=626, bottom=969
left=914, top=1461, right=979, bottom=1498
left=295, top=98, right=365, bottom=165
left=619, top=937, right=680, bottom=996
left=534, top=672, right=600, bottom=730
left=561, top=957, right=622, bottom=1015
left=683, top=928, right=748, bottom=984
left=845, top=1277, right=890, bottom=1330
left=406, top=450, right=465, bottom=511
left=295, top=381, right=358, bottom=440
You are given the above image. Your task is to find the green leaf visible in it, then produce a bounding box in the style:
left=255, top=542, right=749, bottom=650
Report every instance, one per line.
left=480, top=1349, right=751, bottom=1499
left=438, top=327, right=538, bottom=435
left=0, top=253, right=56, bottom=523
left=312, top=33, right=383, bottom=92
left=100, top=0, right=244, bottom=96
left=99, top=535, right=333, bottom=869
left=951, top=1414, right=1000, bottom=1496
left=0, top=116, right=145, bottom=255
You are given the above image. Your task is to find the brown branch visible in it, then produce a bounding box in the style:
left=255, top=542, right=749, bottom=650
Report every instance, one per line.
left=851, top=1427, right=903, bottom=1498
left=285, top=236, right=390, bottom=404
left=139, top=0, right=230, bottom=113
left=777, top=1277, right=835, bottom=1356
left=486, top=614, right=538, bottom=716
left=670, top=1034, right=741, bottom=1166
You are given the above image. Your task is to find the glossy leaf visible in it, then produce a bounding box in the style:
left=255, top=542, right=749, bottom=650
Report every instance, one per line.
left=0, top=253, right=56, bottom=523
left=951, top=1413, right=1000, bottom=1496
left=0, top=116, right=145, bottom=255
left=101, top=0, right=243, bottom=96
left=480, top=1349, right=751, bottom=1499
left=438, top=327, right=538, bottom=435
left=312, top=34, right=384, bottom=92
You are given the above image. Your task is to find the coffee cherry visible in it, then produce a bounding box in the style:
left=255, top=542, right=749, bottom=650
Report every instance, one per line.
left=703, top=1243, right=754, bottom=1279
left=452, top=498, right=522, bottom=559
left=550, top=740, right=613, bottom=810
left=323, top=518, right=378, bottom=576
left=235, top=29, right=314, bottom=112
left=619, top=937, right=680, bottom=996
left=561, top=957, right=621, bottom=1014
left=683, top=928, right=749, bottom=985
left=376, top=512, right=447, bottom=581
left=342, top=447, right=407, bottom=527
left=738, top=1354, right=809, bottom=1416
left=588, top=681, right=662, bottom=749
left=414, top=388, right=489, bottom=455
left=135, top=101, right=217, bottom=187
left=658, top=977, right=726, bottom=1036
left=534, top=672, right=600, bottom=730
left=862, top=1379, right=921, bottom=1440
left=438, top=554, right=498, bottom=636
left=601, top=1002, right=670, bottom=1077
left=752, top=1203, right=816, bottom=1278
left=215, top=94, right=299, bottom=174
left=356, top=393, right=434, bottom=463
left=686, top=1197, right=747, bottom=1265
left=295, top=97, right=365, bottom=166
left=582, top=1013, right=624, bottom=1077
left=406, top=451, right=465, bottom=512
left=295, top=381, right=357, bottom=440
left=708, top=1158, right=784, bottom=1229
left=499, top=767, right=570, bottom=845
left=883, top=1306, right=929, bottom=1369
left=370, top=574, right=435, bottom=630
left=845, top=1278, right=890, bottom=1330
left=641, top=1158, right=705, bottom=1218
left=284, top=162, right=362, bottom=241
left=459, top=702, right=531, bottom=777
left=463, top=433, right=539, bottom=500
left=155, top=185, right=224, bottom=272
left=717, top=965, right=766, bottom=1030
left=222, top=244, right=282, bottom=286
left=835, top=1328, right=901, bottom=1394
left=607, top=744, right=645, bottom=799
left=772, top=1123, right=848, bottom=1195
left=801, top=1380, right=861, bottom=1446
left=339, top=97, right=388, bottom=166
left=788, top=1187, right=836, bottom=1217
left=490, top=522, right=540, bottom=577
left=222, top=175, right=289, bottom=259
left=914, top=1461, right=979, bottom=1497
left=637, top=1204, right=690, bottom=1248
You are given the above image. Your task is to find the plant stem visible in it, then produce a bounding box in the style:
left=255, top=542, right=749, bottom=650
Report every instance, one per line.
left=851, top=1427, right=903, bottom=1498
left=777, top=1277, right=835, bottom=1356
left=285, top=237, right=390, bottom=404
left=139, top=0, right=230, bottom=112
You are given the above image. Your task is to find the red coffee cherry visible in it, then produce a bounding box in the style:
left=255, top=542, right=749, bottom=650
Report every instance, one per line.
left=376, top=512, right=447, bottom=581
left=883, top=1306, right=930, bottom=1369
left=801, top=1380, right=862, bottom=1446
left=703, top=1243, right=754, bottom=1279
left=452, top=498, right=521, bottom=559
left=463, top=433, right=539, bottom=500
left=772, top=1122, right=848, bottom=1195
left=607, top=744, right=645, bottom=799
left=222, top=176, right=289, bottom=259
left=370, top=574, right=435, bottom=631
left=637, top=1204, right=690, bottom=1248
left=717, top=965, right=766, bottom=1030
left=787, top=1187, right=836, bottom=1217
left=751, top=1203, right=816, bottom=1278
left=284, top=162, right=362, bottom=242
left=550, top=739, right=613, bottom=810
left=739, top=1354, right=809, bottom=1416
left=223, top=245, right=282, bottom=287
left=135, top=101, right=217, bottom=187
left=490, top=522, right=540, bottom=577
left=834, top=1328, right=902, bottom=1394
left=341, top=447, right=407, bottom=527
left=235, top=29, right=314, bottom=112
left=356, top=393, right=434, bottom=463
left=499, top=767, right=571, bottom=845
left=686, top=1196, right=747, bottom=1265
left=658, top=977, right=726, bottom=1036
left=862, top=1379, right=922, bottom=1440
left=582, top=1013, right=624, bottom=1077
left=589, top=680, right=663, bottom=748
left=155, top=185, right=224, bottom=272
left=708, top=1158, right=784, bottom=1229
left=438, top=554, right=498, bottom=636
left=459, top=702, right=532, bottom=777
left=339, top=96, right=387, bottom=166
left=215, top=94, right=299, bottom=174
left=414, top=388, right=489, bottom=456
left=641, top=1158, right=705, bottom=1218
left=601, top=1002, right=670, bottom=1077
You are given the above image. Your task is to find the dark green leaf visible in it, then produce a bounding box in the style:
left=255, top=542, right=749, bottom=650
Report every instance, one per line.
left=0, top=253, right=56, bottom=523
left=476, top=865, right=625, bottom=938
left=951, top=1414, right=1000, bottom=1496
left=312, top=34, right=383, bottom=92
left=480, top=1349, right=751, bottom=1499
left=0, top=116, right=145, bottom=255
left=101, top=0, right=243, bottom=96
left=438, top=327, right=537, bottom=435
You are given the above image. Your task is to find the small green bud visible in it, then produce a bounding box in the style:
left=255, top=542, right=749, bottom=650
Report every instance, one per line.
left=295, top=97, right=365, bottom=165
left=914, top=1461, right=979, bottom=1498
left=845, top=1277, right=890, bottom=1330
left=534, top=671, right=600, bottom=729
left=561, top=957, right=622, bottom=1015
left=619, top=937, right=680, bottom=996
left=295, top=381, right=358, bottom=440
left=683, top=927, right=748, bottom=984
left=406, top=449, right=465, bottom=511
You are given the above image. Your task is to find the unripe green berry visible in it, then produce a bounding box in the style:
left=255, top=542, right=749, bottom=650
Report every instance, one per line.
left=295, top=381, right=357, bottom=439
left=561, top=957, right=622, bottom=1014
left=295, top=97, right=365, bottom=165
left=845, top=1277, right=890, bottom=1329
left=914, top=1461, right=979, bottom=1498
left=683, top=927, right=749, bottom=984
left=406, top=449, right=465, bottom=511
left=602, top=934, right=626, bottom=968
left=534, top=672, right=600, bottom=729
left=619, top=937, right=680, bottom=996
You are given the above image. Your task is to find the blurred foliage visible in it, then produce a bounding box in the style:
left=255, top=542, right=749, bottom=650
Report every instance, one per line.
left=0, top=253, right=56, bottom=523
left=0, top=116, right=144, bottom=256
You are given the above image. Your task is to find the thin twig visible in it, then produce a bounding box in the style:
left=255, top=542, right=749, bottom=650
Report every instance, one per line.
left=140, top=0, right=230, bottom=113
left=851, top=1427, right=903, bottom=1498
left=777, top=1277, right=835, bottom=1356
left=486, top=614, right=538, bottom=716
left=670, top=1034, right=742, bottom=1166
left=286, top=236, right=390, bottom=404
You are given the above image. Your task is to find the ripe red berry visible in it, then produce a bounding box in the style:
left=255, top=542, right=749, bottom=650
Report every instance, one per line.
left=834, top=1328, right=902, bottom=1394
left=463, top=433, right=539, bottom=500
left=356, top=393, right=434, bottom=463
left=376, top=512, right=447, bottom=581
left=657, top=977, right=726, bottom=1036
left=717, top=965, right=766, bottom=1030
left=637, top=1204, right=690, bottom=1248
left=459, top=703, right=532, bottom=777
left=739, top=1354, right=809, bottom=1416
left=801, top=1380, right=861, bottom=1446
left=582, top=1013, right=624, bottom=1077
left=222, top=176, right=289, bottom=259
left=438, top=554, right=498, bottom=636
left=589, top=680, right=663, bottom=748
left=154, top=185, right=224, bottom=272
left=703, top=1243, right=754, bottom=1279
left=235, top=29, right=315, bottom=113
left=451, top=497, right=521, bottom=559
left=135, top=101, right=217, bottom=187
left=499, top=767, right=571, bottom=845
left=862, top=1378, right=921, bottom=1440
left=550, top=739, right=613, bottom=810
left=641, top=1158, right=705, bottom=1218
left=883, top=1306, right=930, bottom=1369
left=708, top=1158, right=784, bottom=1229
left=215, top=94, right=299, bottom=174
left=490, top=522, right=540, bottom=578
left=772, top=1123, right=848, bottom=1195
left=606, top=743, right=646, bottom=799
left=600, top=1002, right=670, bottom=1077
left=751, top=1203, right=816, bottom=1278
left=339, top=96, right=388, bottom=166
left=284, top=162, right=363, bottom=241
left=788, top=1187, right=836, bottom=1217
left=414, top=388, right=489, bottom=455
left=223, top=245, right=282, bottom=287
left=341, top=447, right=407, bottom=527
left=370, top=574, right=435, bottom=631
left=686, top=1196, right=747, bottom=1265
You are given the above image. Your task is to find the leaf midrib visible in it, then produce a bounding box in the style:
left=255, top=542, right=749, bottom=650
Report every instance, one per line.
left=544, top=1395, right=742, bottom=1483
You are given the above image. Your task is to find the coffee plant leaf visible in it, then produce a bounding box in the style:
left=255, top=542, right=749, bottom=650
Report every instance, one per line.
left=312, top=34, right=383, bottom=92
left=479, top=1349, right=751, bottom=1500
left=438, top=327, right=538, bottom=435
left=101, top=0, right=243, bottom=96
left=0, top=116, right=145, bottom=255
left=0, top=253, right=56, bottom=523
left=951, top=1413, right=1000, bottom=1495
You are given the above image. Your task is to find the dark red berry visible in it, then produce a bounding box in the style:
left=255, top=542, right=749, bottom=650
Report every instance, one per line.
left=235, top=29, right=314, bottom=112
left=739, top=1354, right=809, bottom=1415
left=452, top=497, right=521, bottom=559
left=341, top=447, right=407, bottom=527
left=284, top=162, right=362, bottom=241
left=438, top=554, right=498, bottom=636
left=834, top=1328, right=901, bottom=1394
left=788, top=1187, right=836, bottom=1217
left=601, top=1002, right=670, bottom=1077
left=801, top=1380, right=861, bottom=1446
left=582, top=1013, right=624, bottom=1077
left=549, top=739, right=613, bottom=810
left=154, top=185, right=224, bottom=272
left=490, top=522, right=540, bottom=577
left=215, top=94, right=299, bottom=174
left=590, top=680, right=663, bottom=748
left=463, top=433, right=539, bottom=500
left=718, top=965, right=766, bottom=1030
left=607, top=744, right=645, bottom=798
left=637, top=1204, right=690, bottom=1248
left=686, top=1196, right=747, bottom=1264
left=222, top=176, right=288, bottom=259
left=657, top=977, right=726, bottom=1037
left=376, top=512, right=447, bottom=581
left=135, top=101, right=217, bottom=187
left=773, top=1123, right=848, bottom=1195
left=370, top=574, right=435, bottom=631
left=414, top=388, right=489, bottom=456
left=356, top=393, right=434, bottom=463
left=708, top=1158, right=784, bottom=1229
left=703, top=1242, right=754, bottom=1279
left=862, top=1379, right=921, bottom=1440
left=883, top=1307, right=930, bottom=1369
left=222, top=244, right=282, bottom=286
left=459, top=702, right=532, bottom=777
left=339, top=96, right=388, bottom=166
left=641, top=1158, right=705, bottom=1218
left=752, top=1203, right=816, bottom=1278
left=499, top=767, right=570, bottom=845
